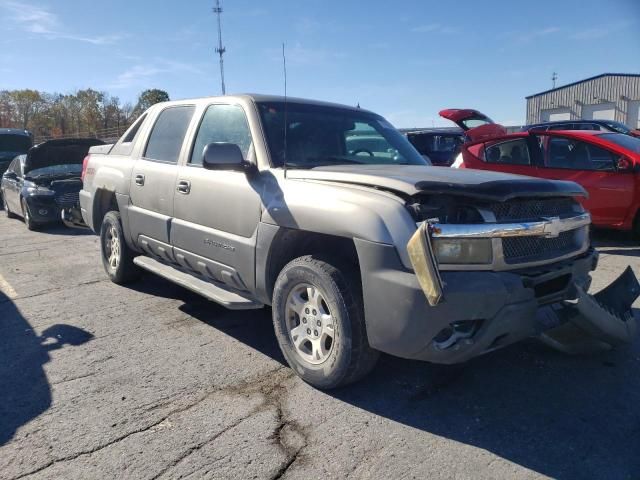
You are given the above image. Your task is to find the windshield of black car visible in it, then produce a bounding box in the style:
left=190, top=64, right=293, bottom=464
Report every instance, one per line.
left=602, top=121, right=631, bottom=134
left=0, top=134, right=32, bottom=154
left=26, top=164, right=82, bottom=178
left=257, top=102, right=427, bottom=168
left=600, top=133, right=640, bottom=153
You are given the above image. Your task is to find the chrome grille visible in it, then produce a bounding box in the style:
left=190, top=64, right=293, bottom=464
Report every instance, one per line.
left=55, top=191, right=80, bottom=207
left=502, top=230, right=580, bottom=264
left=489, top=198, right=577, bottom=222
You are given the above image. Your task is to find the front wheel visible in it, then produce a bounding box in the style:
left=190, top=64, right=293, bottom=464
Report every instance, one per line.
left=100, top=211, right=141, bottom=284
left=21, top=198, right=39, bottom=230
left=272, top=255, right=379, bottom=389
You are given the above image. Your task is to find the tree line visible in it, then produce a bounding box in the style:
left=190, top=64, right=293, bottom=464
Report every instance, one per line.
left=0, top=88, right=170, bottom=141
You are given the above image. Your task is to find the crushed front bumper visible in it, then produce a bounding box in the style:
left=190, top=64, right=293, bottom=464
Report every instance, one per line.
left=539, top=267, right=639, bottom=354
left=355, top=238, right=638, bottom=364
left=61, top=205, right=88, bottom=229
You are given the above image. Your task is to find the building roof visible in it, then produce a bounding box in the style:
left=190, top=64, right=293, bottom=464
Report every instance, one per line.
left=526, top=73, right=640, bottom=99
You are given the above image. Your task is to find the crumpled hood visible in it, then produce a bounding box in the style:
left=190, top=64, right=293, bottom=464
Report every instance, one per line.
left=285, top=165, right=587, bottom=202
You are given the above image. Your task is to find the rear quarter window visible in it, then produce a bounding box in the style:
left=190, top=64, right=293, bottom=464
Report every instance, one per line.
left=484, top=138, right=531, bottom=165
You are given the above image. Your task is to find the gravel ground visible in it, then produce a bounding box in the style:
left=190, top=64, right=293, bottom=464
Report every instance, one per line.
left=1, top=213, right=639, bottom=480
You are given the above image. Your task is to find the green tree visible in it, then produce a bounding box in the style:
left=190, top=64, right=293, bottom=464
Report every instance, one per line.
left=9, top=89, right=45, bottom=129
left=134, top=89, right=170, bottom=114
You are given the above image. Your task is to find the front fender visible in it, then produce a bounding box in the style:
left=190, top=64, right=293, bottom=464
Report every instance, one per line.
left=261, top=179, right=418, bottom=269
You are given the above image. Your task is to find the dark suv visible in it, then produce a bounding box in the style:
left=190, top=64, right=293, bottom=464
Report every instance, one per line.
left=0, top=129, right=33, bottom=176
left=404, top=128, right=463, bottom=166
left=523, top=120, right=640, bottom=137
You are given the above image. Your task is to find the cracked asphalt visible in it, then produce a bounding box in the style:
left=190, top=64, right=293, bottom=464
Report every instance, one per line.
left=1, top=213, right=639, bottom=480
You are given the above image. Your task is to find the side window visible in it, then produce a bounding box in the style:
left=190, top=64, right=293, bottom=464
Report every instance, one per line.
left=144, top=106, right=195, bottom=163
left=548, top=124, right=571, bottom=131
left=122, top=113, right=147, bottom=143
left=190, top=104, right=252, bottom=165
left=484, top=138, right=531, bottom=165
left=544, top=137, right=615, bottom=171
left=6, top=158, right=16, bottom=175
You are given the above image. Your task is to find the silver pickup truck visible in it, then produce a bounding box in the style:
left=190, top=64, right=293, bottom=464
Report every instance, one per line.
left=80, top=95, right=638, bottom=389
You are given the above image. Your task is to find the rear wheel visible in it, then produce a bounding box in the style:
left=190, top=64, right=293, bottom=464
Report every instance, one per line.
left=21, top=198, right=39, bottom=230
left=272, top=255, right=379, bottom=389
left=100, top=211, right=141, bottom=284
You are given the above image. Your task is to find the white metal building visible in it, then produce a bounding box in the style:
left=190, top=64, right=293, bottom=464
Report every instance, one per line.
left=526, top=73, right=640, bottom=127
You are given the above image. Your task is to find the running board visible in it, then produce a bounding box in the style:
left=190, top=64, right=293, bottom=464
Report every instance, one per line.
left=133, top=256, right=263, bottom=310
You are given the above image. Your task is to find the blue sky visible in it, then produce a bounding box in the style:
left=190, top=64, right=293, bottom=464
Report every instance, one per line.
left=1, top=0, right=639, bottom=127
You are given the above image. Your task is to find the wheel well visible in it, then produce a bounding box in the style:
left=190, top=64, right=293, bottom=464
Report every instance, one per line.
left=93, top=189, right=118, bottom=232
left=266, top=229, right=360, bottom=299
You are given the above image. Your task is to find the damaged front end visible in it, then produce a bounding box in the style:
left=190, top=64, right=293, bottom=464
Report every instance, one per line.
left=407, top=199, right=639, bottom=359
left=539, top=267, right=639, bottom=354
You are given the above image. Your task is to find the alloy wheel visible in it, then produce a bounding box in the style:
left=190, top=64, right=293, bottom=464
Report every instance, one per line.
left=105, top=225, right=121, bottom=270
left=285, top=283, right=335, bottom=364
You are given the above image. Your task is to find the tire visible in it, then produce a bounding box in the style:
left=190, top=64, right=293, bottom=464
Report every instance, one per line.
left=21, top=198, right=39, bottom=230
left=100, top=211, right=141, bottom=284
left=3, top=193, right=17, bottom=219
left=272, top=255, right=379, bottom=389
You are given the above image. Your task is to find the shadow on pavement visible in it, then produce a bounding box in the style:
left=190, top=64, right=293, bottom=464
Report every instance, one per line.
left=592, top=230, right=640, bottom=258
left=0, top=292, right=93, bottom=446
left=128, top=273, right=286, bottom=365
left=130, top=271, right=640, bottom=479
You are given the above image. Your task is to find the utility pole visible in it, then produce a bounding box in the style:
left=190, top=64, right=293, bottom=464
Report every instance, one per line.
left=213, top=0, right=226, bottom=95
left=551, top=71, right=558, bottom=89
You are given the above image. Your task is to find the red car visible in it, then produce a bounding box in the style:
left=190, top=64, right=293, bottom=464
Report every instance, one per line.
left=442, top=109, right=640, bottom=235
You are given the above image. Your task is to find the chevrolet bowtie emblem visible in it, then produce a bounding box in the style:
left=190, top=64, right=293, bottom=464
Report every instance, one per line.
left=541, top=216, right=562, bottom=238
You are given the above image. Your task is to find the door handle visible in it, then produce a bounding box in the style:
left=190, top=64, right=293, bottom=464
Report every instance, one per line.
left=177, top=180, right=191, bottom=194
left=134, top=174, right=145, bottom=186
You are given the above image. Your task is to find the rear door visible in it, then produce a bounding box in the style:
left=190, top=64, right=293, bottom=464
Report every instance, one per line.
left=471, top=136, right=539, bottom=177
left=532, top=133, right=634, bottom=226
left=171, top=103, right=262, bottom=292
left=128, top=105, right=196, bottom=262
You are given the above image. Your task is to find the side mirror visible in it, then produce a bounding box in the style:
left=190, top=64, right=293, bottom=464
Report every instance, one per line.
left=202, top=142, right=248, bottom=171
left=616, top=156, right=635, bottom=173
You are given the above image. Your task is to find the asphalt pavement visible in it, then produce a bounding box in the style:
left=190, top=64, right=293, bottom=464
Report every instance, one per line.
left=1, top=213, right=639, bottom=480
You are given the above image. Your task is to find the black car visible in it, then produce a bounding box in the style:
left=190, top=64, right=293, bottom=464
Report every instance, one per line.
left=0, top=129, right=33, bottom=178
left=522, top=119, right=640, bottom=137
left=1, top=138, right=104, bottom=230
left=404, top=128, right=463, bottom=166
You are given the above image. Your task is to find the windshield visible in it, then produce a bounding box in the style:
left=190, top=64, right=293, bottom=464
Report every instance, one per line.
left=599, top=133, right=640, bottom=153
left=257, top=102, right=427, bottom=168
left=26, top=163, right=82, bottom=178
left=0, top=134, right=32, bottom=154
left=602, top=121, right=631, bottom=134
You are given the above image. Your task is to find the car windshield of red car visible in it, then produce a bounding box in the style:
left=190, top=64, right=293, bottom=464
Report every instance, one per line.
left=600, top=133, right=640, bottom=153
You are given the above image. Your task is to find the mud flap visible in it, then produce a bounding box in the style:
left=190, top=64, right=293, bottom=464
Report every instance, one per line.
left=540, top=267, right=640, bottom=354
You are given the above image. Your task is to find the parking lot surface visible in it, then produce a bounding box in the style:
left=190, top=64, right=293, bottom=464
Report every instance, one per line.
left=1, top=214, right=639, bottom=480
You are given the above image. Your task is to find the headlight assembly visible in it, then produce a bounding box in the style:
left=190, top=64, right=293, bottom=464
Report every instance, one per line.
left=26, top=187, right=55, bottom=196
left=432, top=238, right=493, bottom=265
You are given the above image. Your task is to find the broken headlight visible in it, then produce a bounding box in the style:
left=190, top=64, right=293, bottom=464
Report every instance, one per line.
left=432, top=238, right=493, bottom=265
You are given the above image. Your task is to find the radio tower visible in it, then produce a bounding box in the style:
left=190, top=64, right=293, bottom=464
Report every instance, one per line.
left=213, top=0, right=226, bottom=95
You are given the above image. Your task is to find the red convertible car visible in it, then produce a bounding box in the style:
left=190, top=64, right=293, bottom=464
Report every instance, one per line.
left=443, top=109, right=640, bottom=235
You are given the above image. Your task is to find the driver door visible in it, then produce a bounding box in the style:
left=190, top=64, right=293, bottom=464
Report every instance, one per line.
left=171, top=103, right=262, bottom=292
left=4, top=157, right=23, bottom=212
